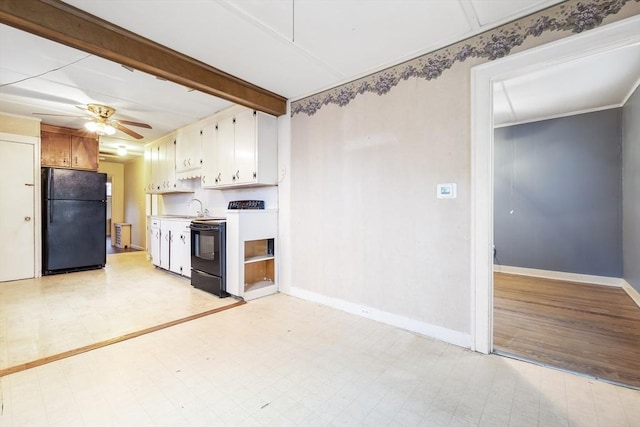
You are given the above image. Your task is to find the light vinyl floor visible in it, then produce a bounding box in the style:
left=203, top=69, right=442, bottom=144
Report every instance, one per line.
left=1, top=254, right=639, bottom=426
left=0, top=251, right=237, bottom=371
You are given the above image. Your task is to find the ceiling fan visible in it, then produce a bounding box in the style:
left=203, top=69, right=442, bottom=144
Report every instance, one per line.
left=34, top=103, right=152, bottom=139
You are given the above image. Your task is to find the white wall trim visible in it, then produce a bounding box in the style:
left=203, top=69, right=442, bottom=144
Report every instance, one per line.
left=493, top=265, right=626, bottom=287
left=290, top=287, right=471, bottom=348
left=470, top=15, right=640, bottom=356
left=0, top=132, right=38, bottom=144
left=622, top=282, right=640, bottom=308
left=493, top=102, right=625, bottom=129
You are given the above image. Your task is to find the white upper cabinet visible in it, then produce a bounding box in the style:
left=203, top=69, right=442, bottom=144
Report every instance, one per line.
left=202, top=106, right=278, bottom=189
left=200, top=123, right=217, bottom=188
left=212, top=114, right=236, bottom=187
left=145, top=133, right=193, bottom=194
left=175, top=124, right=203, bottom=178
left=146, top=105, right=277, bottom=193
left=234, top=108, right=258, bottom=186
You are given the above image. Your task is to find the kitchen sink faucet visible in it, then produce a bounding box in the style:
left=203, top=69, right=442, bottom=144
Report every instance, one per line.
left=190, top=198, right=208, bottom=217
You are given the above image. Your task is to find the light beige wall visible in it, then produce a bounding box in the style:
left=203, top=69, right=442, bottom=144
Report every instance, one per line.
left=98, top=162, right=124, bottom=239
left=288, top=1, right=640, bottom=345
left=291, top=63, right=474, bottom=337
left=124, top=157, right=147, bottom=250
left=0, top=113, right=40, bottom=137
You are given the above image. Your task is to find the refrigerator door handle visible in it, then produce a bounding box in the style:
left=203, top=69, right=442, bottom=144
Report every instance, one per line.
left=49, top=200, right=53, bottom=223
left=47, top=169, right=53, bottom=200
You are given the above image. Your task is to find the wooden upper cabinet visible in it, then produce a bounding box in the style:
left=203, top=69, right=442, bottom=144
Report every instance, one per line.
left=41, top=130, right=71, bottom=167
left=71, top=136, right=99, bottom=170
left=41, top=124, right=99, bottom=171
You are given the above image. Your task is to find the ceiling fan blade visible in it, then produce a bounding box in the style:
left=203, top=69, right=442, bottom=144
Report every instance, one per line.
left=114, top=123, right=144, bottom=139
left=118, top=119, right=152, bottom=129
left=32, top=113, right=86, bottom=118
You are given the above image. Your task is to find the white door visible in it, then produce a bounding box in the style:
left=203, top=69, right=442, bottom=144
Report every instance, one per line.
left=0, top=140, right=35, bottom=281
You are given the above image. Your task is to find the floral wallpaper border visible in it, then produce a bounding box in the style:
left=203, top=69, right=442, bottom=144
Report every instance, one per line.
left=291, top=0, right=638, bottom=117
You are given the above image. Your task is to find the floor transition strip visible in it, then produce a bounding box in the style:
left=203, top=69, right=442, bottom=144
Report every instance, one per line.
left=0, top=300, right=246, bottom=377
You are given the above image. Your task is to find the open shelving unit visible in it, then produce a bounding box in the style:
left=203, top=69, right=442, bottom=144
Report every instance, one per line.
left=225, top=209, right=278, bottom=301
left=244, top=238, right=275, bottom=294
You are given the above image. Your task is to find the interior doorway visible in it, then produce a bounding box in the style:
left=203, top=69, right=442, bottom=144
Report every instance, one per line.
left=106, top=177, right=112, bottom=237
left=470, top=16, right=640, bottom=355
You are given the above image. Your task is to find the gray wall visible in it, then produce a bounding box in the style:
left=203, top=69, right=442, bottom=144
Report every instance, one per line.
left=622, top=87, right=640, bottom=291
left=494, top=109, right=622, bottom=277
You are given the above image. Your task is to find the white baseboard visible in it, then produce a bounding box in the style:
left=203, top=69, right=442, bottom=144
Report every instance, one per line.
left=622, top=282, right=640, bottom=308
left=289, top=287, right=471, bottom=349
left=493, top=265, right=626, bottom=287
left=131, top=244, right=145, bottom=251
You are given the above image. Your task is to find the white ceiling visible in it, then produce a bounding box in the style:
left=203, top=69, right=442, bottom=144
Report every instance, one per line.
left=493, top=42, right=640, bottom=126
left=1, top=0, right=636, bottom=162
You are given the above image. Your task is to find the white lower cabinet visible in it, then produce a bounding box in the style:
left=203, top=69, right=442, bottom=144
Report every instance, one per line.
left=166, top=220, right=191, bottom=277
left=150, top=217, right=191, bottom=277
left=225, top=209, right=278, bottom=300
left=150, top=217, right=162, bottom=267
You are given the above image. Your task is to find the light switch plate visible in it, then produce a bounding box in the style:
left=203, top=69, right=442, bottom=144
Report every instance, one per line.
left=437, top=183, right=457, bottom=199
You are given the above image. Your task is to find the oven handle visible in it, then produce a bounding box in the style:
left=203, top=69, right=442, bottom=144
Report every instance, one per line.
left=190, top=224, right=222, bottom=232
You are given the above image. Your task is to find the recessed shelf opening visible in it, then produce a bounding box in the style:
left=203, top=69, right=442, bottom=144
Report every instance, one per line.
left=244, top=239, right=275, bottom=293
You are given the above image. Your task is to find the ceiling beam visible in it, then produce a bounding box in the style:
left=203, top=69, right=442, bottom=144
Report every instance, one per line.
left=0, top=0, right=287, bottom=116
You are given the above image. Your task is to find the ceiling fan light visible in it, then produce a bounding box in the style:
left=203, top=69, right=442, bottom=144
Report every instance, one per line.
left=117, top=145, right=128, bottom=156
left=85, top=121, right=116, bottom=136
left=85, top=121, right=98, bottom=132
left=103, top=124, right=116, bottom=136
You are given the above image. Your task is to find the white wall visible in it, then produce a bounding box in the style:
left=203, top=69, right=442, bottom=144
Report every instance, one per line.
left=287, top=2, right=640, bottom=348
left=622, top=86, right=640, bottom=291
left=290, top=63, right=473, bottom=346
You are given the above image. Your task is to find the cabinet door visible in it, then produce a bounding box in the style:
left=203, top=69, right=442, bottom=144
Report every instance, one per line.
left=169, top=222, right=191, bottom=276
left=41, top=131, right=70, bottom=167
left=164, top=139, right=177, bottom=191
left=180, top=224, right=191, bottom=277
left=167, top=223, right=181, bottom=274
left=201, top=123, right=217, bottom=187
left=176, top=126, right=202, bottom=173
left=71, top=136, right=98, bottom=170
left=150, top=143, right=161, bottom=192
left=216, top=116, right=236, bottom=186
left=234, top=109, right=257, bottom=185
left=151, top=226, right=161, bottom=267
left=160, top=223, right=170, bottom=269
left=144, top=145, right=153, bottom=193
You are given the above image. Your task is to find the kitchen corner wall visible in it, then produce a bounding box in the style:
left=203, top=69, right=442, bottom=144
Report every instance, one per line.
left=287, top=1, right=640, bottom=346
left=622, top=86, right=640, bottom=292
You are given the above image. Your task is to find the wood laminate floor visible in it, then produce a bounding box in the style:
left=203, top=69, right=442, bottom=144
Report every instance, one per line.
left=493, top=272, right=640, bottom=388
left=106, top=236, right=140, bottom=254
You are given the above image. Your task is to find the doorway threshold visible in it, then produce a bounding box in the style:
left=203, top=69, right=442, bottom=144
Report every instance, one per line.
left=492, top=349, right=639, bottom=391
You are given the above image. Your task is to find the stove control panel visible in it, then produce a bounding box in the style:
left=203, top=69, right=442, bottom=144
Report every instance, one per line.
left=228, top=200, right=265, bottom=210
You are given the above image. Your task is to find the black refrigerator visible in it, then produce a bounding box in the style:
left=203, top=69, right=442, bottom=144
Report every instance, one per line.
left=42, top=167, right=107, bottom=275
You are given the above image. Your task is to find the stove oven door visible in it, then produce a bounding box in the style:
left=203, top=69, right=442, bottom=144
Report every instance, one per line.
left=190, top=222, right=226, bottom=278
